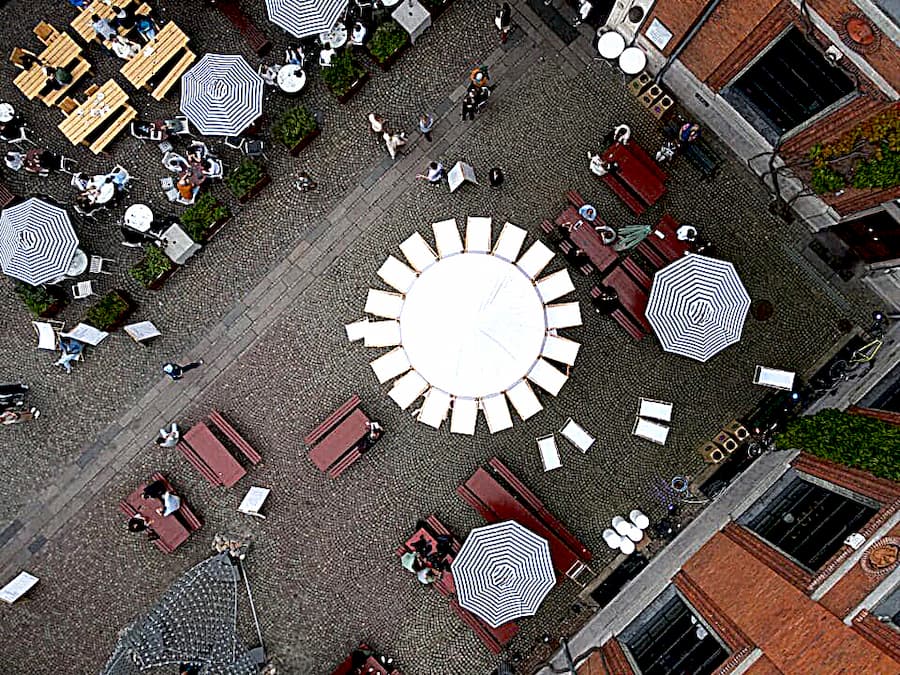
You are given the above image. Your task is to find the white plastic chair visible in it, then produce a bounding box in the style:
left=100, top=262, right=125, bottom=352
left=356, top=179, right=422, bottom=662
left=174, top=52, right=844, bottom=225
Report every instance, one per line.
left=630, top=510, right=649, bottom=530
left=0, top=571, right=39, bottom=604
left=345, top=318, right=369, bottom=342
left=633, top=417, right=669, bottom=445
left=492, top=221, right=527, bottom=262
left=753, top=366, right=795, bottom=391
left=33, top=320, right=64, bottom=350
left=238, top=487, right=270, bottom=519
left=560, top=418, right=594, bottom=453
left=203, top=158, right=224, bottom=180
left=602, top=529, right=621, bottom=549
left=71, top=281, right=95, bottom=299
left=161, top=151, right=188, bottom=172
left=638, top=398, right=673, bottom=423
left=388, top=371, right=428, bottom=410
left=537, top=435, right=562, bottom=471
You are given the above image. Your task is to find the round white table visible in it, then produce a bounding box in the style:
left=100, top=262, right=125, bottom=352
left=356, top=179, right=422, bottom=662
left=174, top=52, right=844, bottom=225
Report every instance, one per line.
left=619, top=46, right=647, bottom=75
left=124, top=203, right=154, bottom=232
left=67, top=248, right=88, bottom=277
left=319, top=23, right=348, bottom=48
left=89, top=181, right=116, bottom=205
left=597, top=31, right=625, bottom=60
left=277, top=66, right=306, bottom=94
left=0, top=103, right=14, bottom=124
left=399, top=253, right=546, bottom=399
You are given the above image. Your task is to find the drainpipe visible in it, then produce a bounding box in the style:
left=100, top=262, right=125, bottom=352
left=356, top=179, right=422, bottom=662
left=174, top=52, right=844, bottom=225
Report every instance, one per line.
left=655, top=0, right=725, bottom=84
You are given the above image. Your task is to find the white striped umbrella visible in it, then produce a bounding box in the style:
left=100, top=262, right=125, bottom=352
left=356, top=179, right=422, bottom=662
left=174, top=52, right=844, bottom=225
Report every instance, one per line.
left=265, top=0, right=348, bottom=39
left=451, top=521, right=556, bottom=628
left=646, top=254, right=751, bottom=362
left=0, top=198, right=77, bottom=286
left=180, top=54, right=264, bottom=136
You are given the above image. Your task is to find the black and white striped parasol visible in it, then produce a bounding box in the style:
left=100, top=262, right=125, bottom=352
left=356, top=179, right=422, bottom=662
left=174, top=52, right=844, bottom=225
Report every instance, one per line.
left=0, top=198, right=77, bottom=286
left=180, top=54, right=264, bottom=136
left=646, top=254, right=751, bottom=362
left=265, top=0, right=348, bottom=39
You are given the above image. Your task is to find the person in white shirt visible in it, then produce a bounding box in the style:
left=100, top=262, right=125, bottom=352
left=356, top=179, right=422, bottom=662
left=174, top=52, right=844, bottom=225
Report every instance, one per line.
left=416, top=161, right=444, bottom=184
left=155, top=423, right=180, bottom=448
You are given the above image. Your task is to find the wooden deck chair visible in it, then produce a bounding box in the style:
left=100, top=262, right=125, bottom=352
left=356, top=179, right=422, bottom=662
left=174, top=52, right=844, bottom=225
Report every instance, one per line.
left=450, top=398, right=478, bottom=435
left=419, top=389, right=451, bottom=429
left=399, top=231, right=436, bottom=272
left=753, top=366, right=795, bottom=391
left=465, top=216, right=491, bottom=253
left=516, top=240, right=554, bottom=280
left=527, top=358, right=567, bottom=396
left=560, top=418, right=594, bottom=453
left=482, top=394, right=513, bottom=434
left=362, top=320, right=401, bottom=347
left=505, top=379, right=542, bottom=421
left=33, top=21, right=58, bottom=45
left=370, top=347, right=410, bottom=383
left=432, top=218, right=463, bottom=258
left=492, top=221, right=526, bottom=262
left=638, top=398, right=673, bottom=423
left=535, top=269, right=575, bottom=303
left=364, top=289, right=403, bottom=319
left=537, top=435, right=562, bottom=471
left=33, top=320, right=64, bottom=351
left=633, top=417, right=669, bottom=445
left=377, top=255, right=416, bottom=294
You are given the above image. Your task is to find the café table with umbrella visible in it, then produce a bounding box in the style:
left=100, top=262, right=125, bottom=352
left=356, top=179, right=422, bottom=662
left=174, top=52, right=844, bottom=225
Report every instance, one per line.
left=0, top=197, right=78, bottom=286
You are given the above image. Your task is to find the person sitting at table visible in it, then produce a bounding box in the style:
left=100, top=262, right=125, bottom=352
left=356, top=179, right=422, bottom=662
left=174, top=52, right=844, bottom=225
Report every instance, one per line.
left=68, top=0, right=89, bottom=7
left=142, top=479, right=182, bottom=517
left=284, top=46, right=305, bottom=67
left=578, top=204, right=597, bottom=222
left=91, top=14, right=118, bottom=41
left=258, top=63, right=281, bottom=86
left=155, top=423, right=180, bottom=448
left=591, top=286, right=619, bottom=315
left=111, top=4, right=137, bottom=32
left=127, top=514, right=160, bottom=540
left=411, top=534, right=432, bottom=557
left=0, top=115, right=25, bottom=142
left=3, top=152, right=23, bottom=173
left=135, top=16, right=158, bottom=42
left=176, top=175, right=198, bottom=202
left=400, top=551, right=439, bottom=584
left=42, top=66, right=73, bottom=91
left=108, top=34, right=140, bottom=59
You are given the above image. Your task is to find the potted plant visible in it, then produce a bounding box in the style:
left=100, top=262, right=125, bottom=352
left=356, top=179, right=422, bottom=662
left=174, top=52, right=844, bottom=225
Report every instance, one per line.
left=82, top=289, right=134, bottom=331
left=226, top=158, right=271, bottom=203
left=180, top=193, right=232, bottom=243
left=367, top=20, right=410, bottom=70
left=272, top=106, right=321, bottom=156
left=320, top=51, right=369, bottom=103
left=130, top=246, right=177, bottom=290
left=15, top=282, right=66, bottom=318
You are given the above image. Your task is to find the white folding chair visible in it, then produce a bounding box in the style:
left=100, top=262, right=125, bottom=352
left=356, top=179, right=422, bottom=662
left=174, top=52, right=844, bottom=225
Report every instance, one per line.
left=560, top=418, right=595, bottom=453
left=545, top=302, right=583, bottom=329
left=364, top=289, right=404, bottom=319
left=505, top=379, right=542, bottom=421
left=535, top=269, right=575, bottom=303
left=370, top=347, right=410, bottom=383
left=89, top=255, right=115, bottom=275
left=753, top=366, right=795, bottom=391
left=0, top=571, right=39, bottom=604
left=345, top=318, right=370, bottom=342
left=377, top=255, right=416, bottom=294
left=32, top=320, right=64, bottom=351
left=432, top=218, right=463, bottom=258
left=638, top=398, right=673, bottom=423
left=527, top=358, right=567, bottom=396
left=537, top=435, right=562, bottom=471
left=541, top=335, right=580, bottom=366
left=465, top=216, right=491, bottom=253
left=363, top=320, right=401, bottom=347
left=450, top=398, right=478, bottom=435
left=481, top=394, right=513, bottom=434
left=492, top=221, right=527, bottom=262
left=399, top=232, right=437, bottom=272
left=388, top=371, right=428, bottom=410
left=238, top=487, right=271, bottom=519
left=418, top=389, right=451, bottom=429
left=161, top=151, right=188, bottom=172
left=516, top=240, right=554, bottom=279
left=633, top=417, right=669, bottom=445
left=71, top=281, right=95, bottom=299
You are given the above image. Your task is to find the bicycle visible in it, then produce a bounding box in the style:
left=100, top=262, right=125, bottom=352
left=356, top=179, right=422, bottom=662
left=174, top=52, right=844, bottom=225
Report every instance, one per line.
left=828, top=311, right=887, bottom=382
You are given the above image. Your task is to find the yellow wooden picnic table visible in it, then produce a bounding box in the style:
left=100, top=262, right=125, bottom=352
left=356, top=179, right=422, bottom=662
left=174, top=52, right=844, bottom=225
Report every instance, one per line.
left=120, top=21, right=193, bottom=99
left=13, top=32, right=91, bottom=106
left=71, top=0, right=136, bottom=42
left=57, top=79, right=136, bottom=154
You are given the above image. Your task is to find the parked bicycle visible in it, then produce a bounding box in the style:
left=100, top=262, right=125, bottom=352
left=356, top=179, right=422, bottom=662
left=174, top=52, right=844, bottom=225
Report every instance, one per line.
left=828, top=311, right=887, bottom=382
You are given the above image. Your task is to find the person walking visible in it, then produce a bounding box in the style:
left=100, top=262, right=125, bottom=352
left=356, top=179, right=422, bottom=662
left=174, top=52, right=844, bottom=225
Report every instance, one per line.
left=416, top=161, right=444, bottom=185
left=495, top=3, right=512, bottom=43
left=367, top=113, right=386, bottom=135
left=417, top=113, right=435, bottom=142
left=489, top=167, right=505, bottom=187
left=294, top=171, right=317, bottom=192
left=384, top=131, right=407, bottom=160
left=162, top=360, right=204, bottom=381
left=461, top=89, right=477, bottom=121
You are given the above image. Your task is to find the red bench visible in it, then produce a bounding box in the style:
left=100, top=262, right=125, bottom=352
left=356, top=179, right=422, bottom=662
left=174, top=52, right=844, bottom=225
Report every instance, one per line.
left=622, top=257, right=653, bottom=290
left=457, top=458, right=592, bottom=585
left=450, top=599, right=520, bottom=654
left=0, top=182, right=15, bottom=208
left=305, top=395, right=374, bottom=478
left=212, top=0, right=272, bottom=55
left=177, top=410, right=261, bottom=487
left=118, top=473, right=201, bottom=553
left=600, top=173, right=645, bottom=215
left=592, top=285, right=645, bottom=340
left=603, top=266, right=651, bottom=335
left=330, top=645, right=402, bottom=675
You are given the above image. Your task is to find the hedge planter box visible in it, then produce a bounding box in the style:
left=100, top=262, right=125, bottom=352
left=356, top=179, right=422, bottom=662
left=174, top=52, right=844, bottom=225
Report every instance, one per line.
left=15, top=282, right=67, bottom=318
left=322, top=52, right=370, bottom=104
left=288, top=127, right=321, bottom=156
left=367, top=20, right=410, bottom=71
left=227, top=159, right=271, bottom=203
left=82, top=290, right=134, bottom=332
left=130, top=246, right=177, bottom=291
left=272, top=106, right=321, bottom=157
left=180, top=193, right=233, bottom=243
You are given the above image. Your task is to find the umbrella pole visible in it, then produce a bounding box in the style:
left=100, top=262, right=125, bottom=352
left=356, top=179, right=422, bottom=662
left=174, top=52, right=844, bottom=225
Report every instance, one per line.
left=240, top=559, right=266, bottom=655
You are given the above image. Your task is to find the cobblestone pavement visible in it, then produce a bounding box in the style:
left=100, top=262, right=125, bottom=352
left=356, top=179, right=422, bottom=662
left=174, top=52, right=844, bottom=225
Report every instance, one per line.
left=0, top=0, right=881, bottom=673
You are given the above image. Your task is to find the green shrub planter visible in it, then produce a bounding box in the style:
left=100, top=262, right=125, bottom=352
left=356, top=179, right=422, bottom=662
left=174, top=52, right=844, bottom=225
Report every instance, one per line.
left=82, top=289, right=134, bottom=331
left=180, top=193, right=232, bottom=243
left=15, top=282, right=66, bottom=318
left=130, top=246, right=177, bottom=290
left=226, top=159, right=271, bottom=203
left=321, top=52, right=369, bottom=103
left=273, top=106, right=321, bottom=157
left=367, top=20, right=410, bottom=70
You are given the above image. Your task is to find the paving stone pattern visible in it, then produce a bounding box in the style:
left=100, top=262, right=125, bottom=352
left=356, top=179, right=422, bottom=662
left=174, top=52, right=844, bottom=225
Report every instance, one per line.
left=0, top=1, right=881, bottom=673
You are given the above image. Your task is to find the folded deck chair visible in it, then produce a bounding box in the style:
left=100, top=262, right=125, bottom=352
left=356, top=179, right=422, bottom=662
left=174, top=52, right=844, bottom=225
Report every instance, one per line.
left=33, top=320, right=64, bottom=351
left=537, top=435, right=562, bottom=471
left=560, top=418, right=594, bottom=453
left=638, top=398, right=673, bottom=423
left=632, top=417, right=669, bottom=445
left=753, top=366, right=795, bottom=391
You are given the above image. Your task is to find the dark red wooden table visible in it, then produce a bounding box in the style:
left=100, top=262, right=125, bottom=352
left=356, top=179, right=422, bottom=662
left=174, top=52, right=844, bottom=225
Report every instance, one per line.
left=604, top=143, right=666, bottom=207
left=126, top=484, right=189, bottom=550
left=308, top=408, right=369, bottom=472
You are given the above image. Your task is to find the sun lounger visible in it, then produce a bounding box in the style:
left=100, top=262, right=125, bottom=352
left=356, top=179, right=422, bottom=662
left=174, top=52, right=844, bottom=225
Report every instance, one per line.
left=370, top=347, right=411, bottom=383
left=535, top=269, right=575, bottom=303
left=545, top=302, right=582, bottom=329
left=432, top=218, right=463, bottom=258
left=364, top=289, right=404, bottom=319
left=400, top=231, right=437, bottom=272
left=377, top=255, right=417, bottom=294
left=465, top=216, right=492, bottom=253
left=492, top=221, right=527, bottom=262
left=753, top=366, right=795, bottom=391
left=638, top=398, right=673, bottom=423
left=345, top=318, right=369, bottom=342
left=388, top=371, right=428, bottom=409
left=541, top=334, right=580, bottom=366
left=0, top=571, right=39, bottom=604
left=363, top=320, right=401, bottom=347
left=238, top=486, right=270, bottom=519
left=560, top=418, right=594, bottom=453
left=537, top=435, right=562, bottom=471
left=33, top=320, right=63, bottom=351
left=419, top=388, right=451, bottom=429
left=516, top=240, right=554, bottom=279
left=633, top=417, right=669, bottom=445
left=482, top=393, right=513, bottom=433
left=451, top=398, right=478, bottom=434
left=505, top=379, right=542, bottom=420
left=527, top=358, right=567, bottom=396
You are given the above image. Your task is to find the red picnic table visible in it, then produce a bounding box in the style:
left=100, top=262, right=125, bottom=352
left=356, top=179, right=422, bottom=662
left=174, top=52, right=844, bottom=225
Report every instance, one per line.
left=562, top=214, right=620, bottom=275
left=177, top=411, right=261, bottom=488
left=305, top=395, right=375, bottom=478
left=641, top=213, right=691, bottom=266
left=603, top=142, right=667, bottom=211
left=603, top=265, right=651, bottom=332
left=118, top=473, right=202, bottom=553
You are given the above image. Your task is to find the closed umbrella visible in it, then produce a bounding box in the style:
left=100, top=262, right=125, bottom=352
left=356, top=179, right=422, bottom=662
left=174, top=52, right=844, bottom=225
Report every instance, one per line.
left=265, top=0, right=348, bottom=39
left=645, top=254, right=751, bottom=362
left=180, top=54, right=263, bottom=136
left=451, top=521, right=555, bottom=628
left=0, top=198, right=77, bottom=286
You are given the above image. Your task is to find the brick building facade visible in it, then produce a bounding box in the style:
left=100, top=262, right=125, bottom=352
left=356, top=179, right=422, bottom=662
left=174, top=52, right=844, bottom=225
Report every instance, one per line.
left=602, top=0, right=900, bottom=306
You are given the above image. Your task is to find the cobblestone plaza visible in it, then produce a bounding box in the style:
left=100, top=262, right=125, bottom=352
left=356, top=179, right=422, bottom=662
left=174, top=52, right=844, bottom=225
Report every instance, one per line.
left=0, top=0, right=882, bottom=672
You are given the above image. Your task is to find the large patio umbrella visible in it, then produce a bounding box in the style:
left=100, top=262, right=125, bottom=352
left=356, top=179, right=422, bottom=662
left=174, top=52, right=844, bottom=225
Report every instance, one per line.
left=0, top=198, right=77, bottom=286
left=645, top=254, right=751, bottom=362
left=451, top=521, right=556, bottom=628
left=265, top=0, right=348, bottom=39
left=180, top=54, right=264, bottom=136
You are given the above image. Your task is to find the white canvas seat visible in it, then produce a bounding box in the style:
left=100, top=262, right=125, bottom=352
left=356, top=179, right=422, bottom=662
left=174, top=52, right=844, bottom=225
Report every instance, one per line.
left=537, top=435, right=562, bottom=471
left=365, top=289, right=404, bottom=319
left=541, top=335, right=580, bottom=366
left=388, top=371, right=428, bottom=410
left=370, top=347, right=411, bottom=383
left=633, top=417, right=670, bottom=445
left=400, top=232, right=437, bottom=272
left=451, top=398, right=478, bottom=435
left=377, top=256, right=417, bottom=294
left=123, top=321, right=161, bottom=344
left=418, top=388, right=451, bottom=429
left=545, top=302, right=583, bottom=329
left=505, top=379, right=542, bottom=420
left=465, top=216, right=492, bottom=253
left=482, top=394, right=513, bottom=433
left=0, top=571, right=38, bottom=604
left=753, top=366, right=795, bottom=391
left=535, top=269, right=575, bottom=303
left=61, top=323, right=108, bottom=346
left=432, top=218, right=463, bottom=258
left=33, top=320, right=64, bottom=351
left=527, top=358, right=567, bottom=396
left=560, top=418, right=594, bottom=453
left=363, top=320, right=401, bottom=347
left=71, top=281, right=95, bottom=299
left=492, top=221, right=527, bottom=262
left=345, top=318, right=370, bottom=342
left=516, top=240, right=554, bottom=279
left=638, top=398, right=673, bottom=423
left=238, top=487, right=271, bottom=519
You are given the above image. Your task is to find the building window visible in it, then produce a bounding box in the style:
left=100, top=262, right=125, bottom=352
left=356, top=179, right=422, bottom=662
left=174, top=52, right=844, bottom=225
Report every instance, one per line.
left=723, top=27, right=855, bottom=143
left=873, top=0, right=900, bottom=26
left=739, top=472, right=877, bottom=571
left=872, top=583, right=900, bottom=632
left=619, top=586, right=729, bottom=674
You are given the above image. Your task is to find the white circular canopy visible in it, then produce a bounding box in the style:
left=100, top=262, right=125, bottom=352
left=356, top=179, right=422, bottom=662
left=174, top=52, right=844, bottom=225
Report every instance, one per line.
left=400, top=253, right=545, bottom=398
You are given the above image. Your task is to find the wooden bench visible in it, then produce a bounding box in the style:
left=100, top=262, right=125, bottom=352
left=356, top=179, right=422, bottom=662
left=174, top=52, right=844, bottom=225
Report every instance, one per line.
left=0, top=183, right=16, bottom=208
left=450, top=599, right=519, bottom=654
left=212, top=0, right=273, bottom=55
left=305, top=395, right=374, bottom=478
left=118, top=472, right=201, bottom=553
left=89, top=106, right=136, bottom=154
left=149, top=48, right=195, bottom=100
left=664, top=119, right=720, bottom=180
left=592, top=285, right=646, bottom=340
left=565, top=188, right=587, bottom=208
left=603, top=266, right=652, bottom=335
left=622, top=257, right=652, bottom=289
left=600, top=173, right=645, bottom=215
left=177, top=410, right=261, bottom=487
